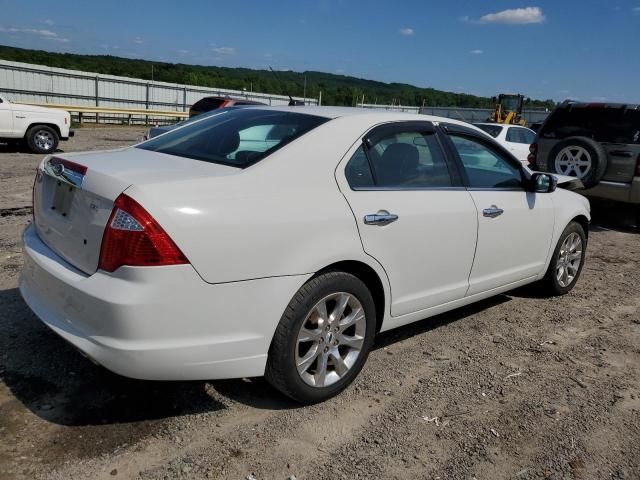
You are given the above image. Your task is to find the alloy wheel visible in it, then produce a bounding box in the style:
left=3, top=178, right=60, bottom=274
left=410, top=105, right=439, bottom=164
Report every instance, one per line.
left=554, top=146, right=592, bottom=178
left=295, top=292, right=366, bottom=388
left=556, top=232, right=583, bottom=288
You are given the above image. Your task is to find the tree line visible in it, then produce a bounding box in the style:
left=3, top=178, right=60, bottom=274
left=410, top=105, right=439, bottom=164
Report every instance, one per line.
left=0, top=45, right=555, bottom=109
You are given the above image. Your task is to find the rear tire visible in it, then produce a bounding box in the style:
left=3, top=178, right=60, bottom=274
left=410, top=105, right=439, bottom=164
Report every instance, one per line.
left=541, top=221, right=587, bottom=295
left=26, top=125, right=59, bottom=154
left=265, top=271, right=376, bottom=404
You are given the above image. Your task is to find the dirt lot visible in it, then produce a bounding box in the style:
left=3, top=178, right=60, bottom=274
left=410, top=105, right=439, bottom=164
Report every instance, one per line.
left=0, top=127, right=639, bottom=480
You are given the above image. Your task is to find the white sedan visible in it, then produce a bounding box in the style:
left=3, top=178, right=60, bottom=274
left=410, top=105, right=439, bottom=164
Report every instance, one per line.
left=474, top=123, right=536, bottom=165
left=20, top=107, right=590, bottom=403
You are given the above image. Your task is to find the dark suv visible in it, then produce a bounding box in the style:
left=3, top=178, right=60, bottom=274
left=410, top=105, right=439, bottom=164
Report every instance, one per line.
left=529, top=101, right=640, bottom=205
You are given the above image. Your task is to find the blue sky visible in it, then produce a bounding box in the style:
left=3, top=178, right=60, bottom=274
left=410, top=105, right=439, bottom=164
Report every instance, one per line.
left=1, top=0, right=639, bottom=102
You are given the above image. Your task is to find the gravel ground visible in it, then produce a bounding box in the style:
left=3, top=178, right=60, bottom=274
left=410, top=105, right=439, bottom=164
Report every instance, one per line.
left=0, top=127, right=639, bottom=480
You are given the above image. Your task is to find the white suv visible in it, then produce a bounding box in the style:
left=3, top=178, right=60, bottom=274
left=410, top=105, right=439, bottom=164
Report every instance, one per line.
left=0, top=94, right=73, bottom=153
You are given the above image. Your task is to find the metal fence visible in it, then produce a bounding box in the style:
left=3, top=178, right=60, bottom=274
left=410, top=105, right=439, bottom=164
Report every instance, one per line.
left=0, top=60, right=317, bottom=124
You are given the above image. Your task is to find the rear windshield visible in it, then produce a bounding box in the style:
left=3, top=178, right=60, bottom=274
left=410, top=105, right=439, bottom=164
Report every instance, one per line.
left=137, top=109, right=329, bottom=168
left=474, top=124, right=502, bottom=138
left=189, top=97, right=226, bottom=116
left=540, top=106, right=640, bottom=144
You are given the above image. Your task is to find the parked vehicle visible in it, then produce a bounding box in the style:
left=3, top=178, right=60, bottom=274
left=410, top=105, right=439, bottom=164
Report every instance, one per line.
left=20, top=107, right=590, bottom=404
left=487, top=93, right=527, bottom=126
left=0, top=94, right=73, bottom=153
left=145, top=102, right=263, bottom=140
left=189, top=96, right=265, bottom=118
left=474, top=123, right=536, bottom=165
left=529, top=101, right=640, bottom=205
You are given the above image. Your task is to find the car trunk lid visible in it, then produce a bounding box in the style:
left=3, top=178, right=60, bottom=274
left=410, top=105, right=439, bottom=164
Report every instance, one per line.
left=33, top=147, right=238, bottom=275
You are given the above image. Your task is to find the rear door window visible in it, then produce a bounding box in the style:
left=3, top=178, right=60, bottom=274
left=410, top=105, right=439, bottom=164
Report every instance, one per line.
left=345, top=129, right=452, bottom=189
left=506, top=127, right=535, bottom=144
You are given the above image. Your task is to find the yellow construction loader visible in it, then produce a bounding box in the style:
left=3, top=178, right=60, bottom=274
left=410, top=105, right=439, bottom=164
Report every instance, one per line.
left=488, top=93, right=527, bottom=126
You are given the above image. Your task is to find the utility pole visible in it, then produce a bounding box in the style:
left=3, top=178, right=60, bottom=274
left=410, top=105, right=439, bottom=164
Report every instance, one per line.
left=303, top=74, right=307, bottom=104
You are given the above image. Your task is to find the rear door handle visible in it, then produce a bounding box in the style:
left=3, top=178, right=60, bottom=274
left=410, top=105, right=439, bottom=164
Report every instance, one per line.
left=483, top=205, right=504, bottom=218
left=364, top=210, right=399, bottom=226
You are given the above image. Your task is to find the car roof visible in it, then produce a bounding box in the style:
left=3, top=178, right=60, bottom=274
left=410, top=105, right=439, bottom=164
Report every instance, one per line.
left=559, top=100, right=640, bottom=110
left=474, top=122, right=534, bottom=131
left=240, top=105, right=487, bottom=130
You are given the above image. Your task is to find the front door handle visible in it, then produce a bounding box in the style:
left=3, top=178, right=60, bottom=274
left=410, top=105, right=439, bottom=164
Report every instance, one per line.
left=483, top=205, right=504, bottom=218
left=364, top=210, right=399, bottom=226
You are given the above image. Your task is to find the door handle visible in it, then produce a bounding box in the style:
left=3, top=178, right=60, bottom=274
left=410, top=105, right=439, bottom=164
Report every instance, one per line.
left=364, top=210, right=399, bottom=226
left=483, top=205, right=504, bottom=218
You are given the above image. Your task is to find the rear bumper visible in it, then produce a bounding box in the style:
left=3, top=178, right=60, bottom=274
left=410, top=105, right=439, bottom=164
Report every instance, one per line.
left=582, top=178, right=640, bottom=204
left=19, top=224, right=308, bottom=380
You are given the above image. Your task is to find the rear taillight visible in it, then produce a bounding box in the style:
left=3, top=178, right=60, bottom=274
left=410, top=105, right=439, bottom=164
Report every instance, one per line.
left=98, top=194, right=188, bottom=273
left=527, top=143, right=538, bottom=168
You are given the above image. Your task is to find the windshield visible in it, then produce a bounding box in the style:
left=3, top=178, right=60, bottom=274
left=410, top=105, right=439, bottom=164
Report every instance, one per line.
left=500, top=96, right=521, bottom=112
left=137, top=108, right=329, bottom=168
left=474, top=124, right=502, bottom=138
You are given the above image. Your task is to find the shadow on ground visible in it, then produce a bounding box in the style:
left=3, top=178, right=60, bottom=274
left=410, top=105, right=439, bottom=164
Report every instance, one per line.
left=1, top=283, right=515, bottom=423
left=0, top=287, right=225, bottom=428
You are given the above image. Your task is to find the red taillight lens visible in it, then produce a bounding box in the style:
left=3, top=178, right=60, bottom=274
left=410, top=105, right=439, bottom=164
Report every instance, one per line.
left=98, top=194, right=188, bottom=273
left=527, top=142, right=538, bottom=167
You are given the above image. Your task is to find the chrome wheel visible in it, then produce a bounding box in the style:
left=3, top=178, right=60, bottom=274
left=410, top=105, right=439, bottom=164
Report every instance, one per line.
left=295, top=292, right=366, bottom=388
left=556, top=232, right=583, bottom=288
left=554, top=146, right=592, bottom=178
left=33, top=129, right=55, bottom=151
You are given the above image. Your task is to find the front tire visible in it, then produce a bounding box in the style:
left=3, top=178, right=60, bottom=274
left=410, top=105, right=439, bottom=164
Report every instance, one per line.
left=265, top=271, right=376, bottom=404
left=26, top=125, right=59, bottom=154
left=542, top=221, right=587, bottom=295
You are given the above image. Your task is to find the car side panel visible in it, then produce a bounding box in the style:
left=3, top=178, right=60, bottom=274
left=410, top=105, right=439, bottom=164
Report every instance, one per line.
left=536, top=188, right=591, bottom=280
left=125, top=117, right=391, bottom=286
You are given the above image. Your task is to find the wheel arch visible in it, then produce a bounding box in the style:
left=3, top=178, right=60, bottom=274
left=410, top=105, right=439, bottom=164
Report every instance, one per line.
left=314, top=260, right=387, bottom=333
left=25, top=123, right=62, bottom=138
left=571, top=214, right=590, bottom=240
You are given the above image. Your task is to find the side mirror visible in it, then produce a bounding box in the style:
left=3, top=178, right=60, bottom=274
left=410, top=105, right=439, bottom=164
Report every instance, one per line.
left=529, top=173, right=557, bottom=193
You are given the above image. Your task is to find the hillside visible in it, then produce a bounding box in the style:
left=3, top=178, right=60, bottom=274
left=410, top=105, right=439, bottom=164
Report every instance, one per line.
left=0, top=45, right=554, bottom=108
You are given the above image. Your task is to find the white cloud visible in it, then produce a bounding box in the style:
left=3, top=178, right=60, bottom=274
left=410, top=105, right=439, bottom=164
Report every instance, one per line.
left=399, top=27, right=414, bottom=36
left=42, top=19, right=55, bottom=26
left=133, top=36, right=143, bottom=44
left=470, top=49, right=484, bottom=55
left=0, top=26, right=69, bottom=42
left=633, top=6, right=640, bottom=14
left=478, top=7, right=545, bottom=24
left=212, top=47, right=236, bottom=55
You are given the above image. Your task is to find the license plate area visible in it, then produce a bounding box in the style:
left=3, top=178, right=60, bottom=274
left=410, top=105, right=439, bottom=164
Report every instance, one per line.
left=50, top=180, right=76, bottom=217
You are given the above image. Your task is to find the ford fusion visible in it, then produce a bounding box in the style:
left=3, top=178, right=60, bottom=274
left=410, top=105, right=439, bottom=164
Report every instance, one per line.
left=20, top=107, right=590, bottom=403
